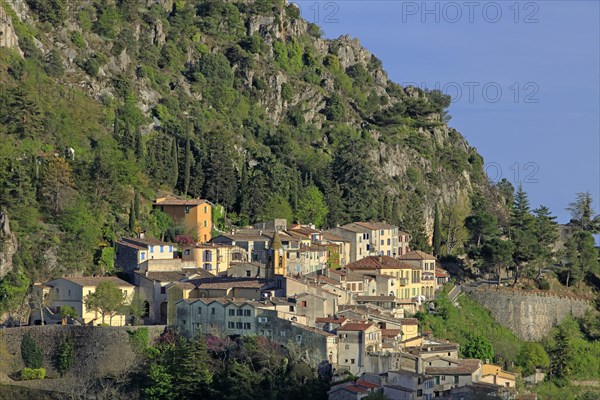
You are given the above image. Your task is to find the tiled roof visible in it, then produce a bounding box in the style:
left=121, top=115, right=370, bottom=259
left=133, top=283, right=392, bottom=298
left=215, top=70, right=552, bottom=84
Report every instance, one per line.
left=355, top=221, right=397, bottom=231
left=381, top=329, right=402, bottom=338
left=356, top=295, right=396, bottom=302
left=397, top=250, right=436, bottom=261
left=155, top=198, right=207, bottom=206
left=341, top=385, right=368, bottom=394
left=347, top=256, right=420, bottom=271
left=214, top=230, right=272, bottom=242
left=337, top=223, right=372, bottom=233
left=435, top=268, right=450, bottom=277
left=401, top=318, right=419, bottom=325
left=337, top=322, right=375, bottom=332
left=60, top=276, right=133, bottom=287
left=321, top=232, right=350, bottom=242
left=169, top=281, right=196, bottom=290
left=116, top=240, right=146, bottom=250
left=135, top=269, right=212, bottom=282
left=425, top=359, right=482, bottom=375
left=356, top=380, right=380, bottom=389
left=122, top=237, right=174, bottom=246
left=315, top=316, right=347, bottom=324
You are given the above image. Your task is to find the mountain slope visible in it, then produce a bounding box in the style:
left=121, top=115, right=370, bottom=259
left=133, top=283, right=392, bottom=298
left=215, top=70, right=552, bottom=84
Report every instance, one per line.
left=0, top=0, right=501, bottom=310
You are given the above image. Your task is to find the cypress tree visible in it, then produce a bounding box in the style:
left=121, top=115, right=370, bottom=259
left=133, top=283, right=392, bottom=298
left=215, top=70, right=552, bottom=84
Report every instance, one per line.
left=128, top=199, right=135, bottom=233
left=183, top=136, right=191, bottom=196
left=171, top=138, right=179, bottom=189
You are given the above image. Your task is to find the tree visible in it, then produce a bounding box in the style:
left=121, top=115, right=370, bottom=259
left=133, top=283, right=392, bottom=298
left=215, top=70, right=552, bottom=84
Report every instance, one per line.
left=182, top=135, right=192, bottom=196
left=567, top=192, right=600, bottom=233
left=548, top=325, right=573, bottom=382
left=59, top=305, right=77, bottom=325
left=509, top=186, right=537, bottom=284
left=517, top=342, right=550, bottom=376
left=462, top=333, right=494, bottom=362
left=40, top=156, right=74, bottom=213
left=21, top=334, right=44, bottom=369
left=85, top=281, right=127, bottom=325
left=172, top=335, right=213, bottom=399
left=147, top=210, right=174, bottom=241
left=129, top=292, right=146, bottom=325
left=561, top=230, right=598, bottom=287
left=295, top=185, right=328, bottom=228
left=432, top=204, right=442, bottom=256
left=532, top=206, right=559, bottom=278
left=480, top=238, right=515, bottom=288
left=55, top=337, right=75, bottom=376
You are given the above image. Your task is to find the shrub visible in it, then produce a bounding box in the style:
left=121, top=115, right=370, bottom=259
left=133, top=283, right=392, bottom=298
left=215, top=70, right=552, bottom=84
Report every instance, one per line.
left=536, top=278, right=551, bottom=290
left=55, top=338, right=75, bottom=376
left=281, top=83, right=293, bottom=102
left=21, top=367, right=46, bottom=380
left=21, top=335, right=44, bottom=369
left=127, top=328, right=149, bottom=353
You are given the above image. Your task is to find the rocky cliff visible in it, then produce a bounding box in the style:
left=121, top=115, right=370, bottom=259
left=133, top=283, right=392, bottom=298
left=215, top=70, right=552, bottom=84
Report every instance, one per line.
left=0, top=209, right=17, bottom=278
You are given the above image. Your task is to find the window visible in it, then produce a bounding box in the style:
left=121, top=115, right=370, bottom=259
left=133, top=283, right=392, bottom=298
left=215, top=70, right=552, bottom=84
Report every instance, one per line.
left=380, top=229, right=384, bottom=235
left=243, top=323, right=251, bottom=330
left=300, top=301, right=307, bottom=307
left=387, top=251, right=390, bottom=256
left=387, top=238, right=391, bottom=245
left=229, top=309, right=235, bottom=316
left=185, top=206, right=190, bottom=214
left=417, top=389, right=423, bottom=396
left=235, top=309, right=242, bottom=316
left=280, top=330, right=286, bottom=337
left=204, top=206, right=208, bottom=213
left=160, top=246, right=164, bottom=253
left=295, top=335, right=302, bottom=343
left=68, top=289, right=71, bottom=296
left=380, top=240, right=384, bottom=245
left=246, top=270, right=251, bottom=277
left=243, top=309, right=251, bottom=316
left=211, top=308, right=215, bottom=315
left=123, top=290, right=128, bottom=297
left=184, top=249, right=191, bottom=256
left=150, top=246, right=154, bottom=253
left=197, top=308, right=202, bottom=315
left=441, top=376, right=446, bottom=381
left=203, top=221, right=207, bottom=227
left=169, top=245, right=173, bottom=252
left=351, top=359, right=355, bottom=364
left=141, top=252, right=145, bottom=260
left=182, top=320, right=186, bottom=325
left=161, top=287, right=166, bottom=294
left=345, top=344, right=349, bottom=350
left=258, top=317, right=268, bottom=323
left=454, top=376, right=459, bottom=384
left=236, top=322, right=242, bottom=329
left=228, top=322, right=234, bottom=329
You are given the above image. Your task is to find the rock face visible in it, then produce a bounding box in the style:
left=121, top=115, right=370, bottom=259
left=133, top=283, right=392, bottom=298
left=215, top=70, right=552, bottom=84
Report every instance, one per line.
left=0, top=209, right=18, bottom=278
left=468, top=289, right=593, bottom=341
left=0, top=4, right=23, bottom=56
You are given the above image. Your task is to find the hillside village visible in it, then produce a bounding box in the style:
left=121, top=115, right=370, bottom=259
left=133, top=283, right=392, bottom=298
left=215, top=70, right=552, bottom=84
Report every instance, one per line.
left=22, top=197, right=532, bottom=400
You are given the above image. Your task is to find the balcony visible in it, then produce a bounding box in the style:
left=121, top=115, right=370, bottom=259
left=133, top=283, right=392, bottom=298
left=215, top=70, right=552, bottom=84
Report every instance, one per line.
left=398, top=278, right=409, bottom=286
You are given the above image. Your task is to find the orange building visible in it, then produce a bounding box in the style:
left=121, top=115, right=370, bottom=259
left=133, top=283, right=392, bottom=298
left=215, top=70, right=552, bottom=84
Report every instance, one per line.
left=154, top=198, right=212, bottom=243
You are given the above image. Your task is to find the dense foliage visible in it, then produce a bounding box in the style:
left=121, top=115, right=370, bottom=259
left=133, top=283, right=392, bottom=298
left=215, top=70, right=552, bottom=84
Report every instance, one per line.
left=0, top=0, right=491, bottom=318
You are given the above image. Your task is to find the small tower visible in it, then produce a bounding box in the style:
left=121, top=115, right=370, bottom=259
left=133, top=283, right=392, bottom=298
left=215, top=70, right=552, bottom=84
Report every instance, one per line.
left=271, top=231, right=286, bottom=276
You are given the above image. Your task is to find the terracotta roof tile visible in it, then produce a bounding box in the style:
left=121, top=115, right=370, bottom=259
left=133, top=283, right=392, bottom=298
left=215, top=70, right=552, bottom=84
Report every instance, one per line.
left=397, top=250, right=436, bottom=261
left=155, top=198, right=208, bottom=206
left=337, top=322, right=376, bottom=332
left=426, top=359, right=481, bottom=375
left=347, top=256, right=420, bottom=271
left=59, top=276, right=133, bottom=287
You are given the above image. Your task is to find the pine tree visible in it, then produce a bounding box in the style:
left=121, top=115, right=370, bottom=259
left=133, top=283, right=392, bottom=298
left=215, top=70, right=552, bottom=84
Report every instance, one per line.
left=549, top=325, right=573, bottom=382
left=172, top=335, right=212, bottom=399
left=532, top=205, right=558, bottom=278
left=510, top=185, right=537, bottom=284
left=432, top=204, right=442, bottom=256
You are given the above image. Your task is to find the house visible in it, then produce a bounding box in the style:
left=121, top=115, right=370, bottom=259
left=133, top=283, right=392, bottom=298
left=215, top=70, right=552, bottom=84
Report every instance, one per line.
left=337, top=322, right=382, bottom=375
left=43, top=277, right=134, bottom=326
left=435, top=268, right=450, bottom=286
left=321, top=232, right=351, bottom=267
left=424, top=358, right=482, bottom=397
left=224, top=261, right=269, bottom=278
left=212, top=229, right=272, bottom=265
left=330, top=269, right=365, bottom=294
left=175, top=299, right=337, bottom=364
left=397, top=231, right=411, bottom=256
left=253, top=219, right=288, bottom=231
left=403, top=338, right=460, bottom=359
left=353, top=222, right=401, bottom=258
left=115, top=237, right=175, bottom=274
left=480, top=363, right=516, bottom=388
left=397, top=251, right=437, bottom=299
left=383, top=369, right=434, bottom=400
left=294, top=292, right=329, bottom=326
left=328, top=379, right=381, bottom=400
left=181, top=243, right=247, bottom=274
left=154, top=198, right=212, bottom=243
left=286, top=245, right=329, bottom=276
left=133, top=269, right=211, bottom=324
left=346, top=256, right=423, bottom=300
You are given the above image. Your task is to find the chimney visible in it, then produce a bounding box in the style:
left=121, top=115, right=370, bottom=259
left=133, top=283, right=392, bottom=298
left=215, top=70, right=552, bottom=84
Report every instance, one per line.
left=378, top=255, right=382, bottom=263
left=145, top=270, right=148, bottom=277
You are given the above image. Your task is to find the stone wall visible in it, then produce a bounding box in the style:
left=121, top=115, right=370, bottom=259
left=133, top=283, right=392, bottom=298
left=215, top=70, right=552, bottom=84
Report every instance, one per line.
left=467, top=288, right=593, bottom=341
left=0, top=325, right=166, bottom=378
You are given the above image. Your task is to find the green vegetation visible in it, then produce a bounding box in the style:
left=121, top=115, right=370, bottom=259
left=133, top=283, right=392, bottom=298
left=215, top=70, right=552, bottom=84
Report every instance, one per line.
left=0, top=0, right=492, bottom=315
left=84, top=281, right=127, bottom=325
left=140, top=332, right=329, bottom=400
left=128, top=327, right=149, bottom=354
left=55, top=337, right=74, bottom=376
left=21, top=334, right=44, bottom=369
left=20, top=367, right=46, bottom=380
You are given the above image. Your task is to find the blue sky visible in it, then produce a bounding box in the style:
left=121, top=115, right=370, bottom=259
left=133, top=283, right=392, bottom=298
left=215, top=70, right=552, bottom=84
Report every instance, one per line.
left=296, top=1, right=600, bottom=224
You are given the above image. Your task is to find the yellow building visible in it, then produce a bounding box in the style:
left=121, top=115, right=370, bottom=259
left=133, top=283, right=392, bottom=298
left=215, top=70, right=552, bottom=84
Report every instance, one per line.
left=181, top=243, right=247, bottom=275
left=346, top=255, right=423, bottom=300
left=481, top=364, right=517, bottom=388
left=154, top=198, right=212, bottom=243
left=398, top=250, right=437, bottom=299
left=43, top=277, right=134, bottom=326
